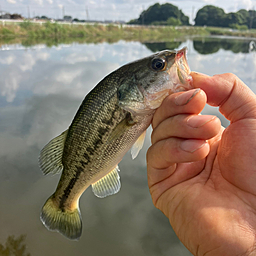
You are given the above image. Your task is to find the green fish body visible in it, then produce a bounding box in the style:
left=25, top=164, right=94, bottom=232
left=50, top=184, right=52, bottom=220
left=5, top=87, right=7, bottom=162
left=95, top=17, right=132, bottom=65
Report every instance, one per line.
left=39, top=47, right=192, bottom=240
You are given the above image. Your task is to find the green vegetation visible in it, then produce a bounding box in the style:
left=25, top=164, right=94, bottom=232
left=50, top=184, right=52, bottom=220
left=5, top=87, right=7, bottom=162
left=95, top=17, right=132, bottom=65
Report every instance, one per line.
left=0, top=21, right=208, bottom=44
left=128, top=3, right=189, bottom=26
left=0, top=235, right=30, bottom=256
left=1, top=21, right=256, bottom=47
left=195, top=5, right=256, bottom=29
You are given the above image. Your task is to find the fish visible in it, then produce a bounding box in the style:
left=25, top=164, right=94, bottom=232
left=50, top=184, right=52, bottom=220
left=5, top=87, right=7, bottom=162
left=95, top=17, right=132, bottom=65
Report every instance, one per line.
left=39, top=47, right=192, bottom=240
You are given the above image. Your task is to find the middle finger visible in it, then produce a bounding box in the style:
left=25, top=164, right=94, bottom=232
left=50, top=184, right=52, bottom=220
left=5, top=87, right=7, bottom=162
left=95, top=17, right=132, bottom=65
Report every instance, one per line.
left=151, top=114, right=221, bottom=144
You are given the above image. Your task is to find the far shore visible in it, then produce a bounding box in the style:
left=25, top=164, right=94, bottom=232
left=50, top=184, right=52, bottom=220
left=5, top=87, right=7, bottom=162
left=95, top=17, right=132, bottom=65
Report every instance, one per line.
left=0, top=20, right=256, bottom=46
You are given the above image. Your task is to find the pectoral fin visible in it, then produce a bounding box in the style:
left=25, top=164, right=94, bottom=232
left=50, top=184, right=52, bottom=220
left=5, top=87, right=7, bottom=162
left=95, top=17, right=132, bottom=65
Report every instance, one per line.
left=39, top=130, right=68, bottom=175
left=131, top=130, right=146, bottom=159
left=91, top=165, right=121, bottom=198
left=107, top=113, right=136, bottom=143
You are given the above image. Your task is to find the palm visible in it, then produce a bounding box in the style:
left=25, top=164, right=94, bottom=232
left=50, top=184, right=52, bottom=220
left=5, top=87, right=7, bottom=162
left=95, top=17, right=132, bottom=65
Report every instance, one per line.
left=147, top=73, right=256, bottom=256
left=157, top=125, right=256, bottom=255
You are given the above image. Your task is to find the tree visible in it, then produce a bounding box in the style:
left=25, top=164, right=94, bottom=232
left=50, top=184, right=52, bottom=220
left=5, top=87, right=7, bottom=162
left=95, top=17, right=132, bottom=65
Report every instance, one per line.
left=248, top=10, right=256, bottom=29
left=237, top=9, right=251, bottom=26
left=128, top=3, right=190, bottom=25
left=194, top=5, right=225, bottom=27
left=167, top=17, right=182, bottom=26
left=10, top=13, right=23, bottom=19
left=222, top=12, right=244, bottom=28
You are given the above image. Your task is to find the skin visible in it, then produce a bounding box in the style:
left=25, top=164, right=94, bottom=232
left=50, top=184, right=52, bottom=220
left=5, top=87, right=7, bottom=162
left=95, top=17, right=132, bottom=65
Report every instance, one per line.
left=147, top=72, right=256, bottom=256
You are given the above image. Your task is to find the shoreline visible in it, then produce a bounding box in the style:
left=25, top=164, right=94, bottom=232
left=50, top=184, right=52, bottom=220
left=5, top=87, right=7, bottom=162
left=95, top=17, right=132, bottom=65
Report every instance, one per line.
left=0, top=22, right=255, bottom=47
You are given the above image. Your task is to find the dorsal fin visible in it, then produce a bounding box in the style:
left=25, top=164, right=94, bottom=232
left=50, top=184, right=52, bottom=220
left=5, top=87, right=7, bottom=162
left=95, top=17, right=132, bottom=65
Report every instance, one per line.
left=91, top=165, right=121, bottom=198
left=39, top=130, right=68, bottom=175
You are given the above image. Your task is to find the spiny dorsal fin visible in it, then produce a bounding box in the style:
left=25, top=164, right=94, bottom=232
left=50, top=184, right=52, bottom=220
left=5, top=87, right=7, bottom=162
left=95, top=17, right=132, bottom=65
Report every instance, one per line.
left=131, top=130, right=146, bottom=159
left=91, top=165, right=121, bottom=198
left=39, top=130, right=68, bottom=175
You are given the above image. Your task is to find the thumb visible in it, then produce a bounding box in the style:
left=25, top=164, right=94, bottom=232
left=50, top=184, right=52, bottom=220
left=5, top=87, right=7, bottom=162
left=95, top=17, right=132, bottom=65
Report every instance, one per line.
left=190, top=72, right=256, bottom=122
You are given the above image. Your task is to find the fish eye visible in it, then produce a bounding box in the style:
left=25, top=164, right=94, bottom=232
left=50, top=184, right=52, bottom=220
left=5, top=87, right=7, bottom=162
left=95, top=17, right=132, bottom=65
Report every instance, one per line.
left=151, top=58, right=166, bottom=71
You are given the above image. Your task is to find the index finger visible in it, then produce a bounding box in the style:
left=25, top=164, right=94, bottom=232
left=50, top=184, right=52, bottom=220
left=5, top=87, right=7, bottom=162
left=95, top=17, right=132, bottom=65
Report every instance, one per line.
left=152, top=88, right=206, bottom=129
left=191, top=72, right=256, bottom=122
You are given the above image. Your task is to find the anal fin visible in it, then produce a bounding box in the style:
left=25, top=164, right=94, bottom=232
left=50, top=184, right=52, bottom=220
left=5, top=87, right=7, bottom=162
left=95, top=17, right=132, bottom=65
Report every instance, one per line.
left=91, top=165, right=121, bottom=198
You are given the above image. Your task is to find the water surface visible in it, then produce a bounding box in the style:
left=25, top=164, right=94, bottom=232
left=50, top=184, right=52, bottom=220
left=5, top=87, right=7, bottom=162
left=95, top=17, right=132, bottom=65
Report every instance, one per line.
left=0, top=37, right=256, bottom=256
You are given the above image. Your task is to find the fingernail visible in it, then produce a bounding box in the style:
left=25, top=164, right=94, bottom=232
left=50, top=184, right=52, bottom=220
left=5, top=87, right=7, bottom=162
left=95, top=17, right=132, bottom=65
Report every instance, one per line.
left=175, top=89, right=200, bottom=106
left=180, top=140, right=206, bottom=153
left=187, top=115, right=216, bottom=128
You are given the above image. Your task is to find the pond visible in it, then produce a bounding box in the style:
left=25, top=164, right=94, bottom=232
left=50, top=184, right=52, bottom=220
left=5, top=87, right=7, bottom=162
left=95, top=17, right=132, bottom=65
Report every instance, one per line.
left=0, top=36, right=256, bottom=256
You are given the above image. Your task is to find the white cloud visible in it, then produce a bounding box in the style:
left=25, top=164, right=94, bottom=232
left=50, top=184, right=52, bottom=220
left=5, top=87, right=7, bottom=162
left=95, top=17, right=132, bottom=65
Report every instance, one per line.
left=64, top=52, right=91, bottom=64
left=1, top=76, right=19, bottom=102
left=55, top=68, right=83, bottom=84
left=34, top=0, right=43, bottom=5
left=0, top=55, right=16, bottom=65
left=36, top=52, right=50, bottom=61
left=19, top=52, right=49, bottom=71
left=6, top=0, right=16, bottom=4
left=19, top=54, right=36, bottom=71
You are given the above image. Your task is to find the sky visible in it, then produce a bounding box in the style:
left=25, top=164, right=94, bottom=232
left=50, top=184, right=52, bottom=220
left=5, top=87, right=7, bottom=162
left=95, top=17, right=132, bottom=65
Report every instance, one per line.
left=0, top=0, right=256, bottom=22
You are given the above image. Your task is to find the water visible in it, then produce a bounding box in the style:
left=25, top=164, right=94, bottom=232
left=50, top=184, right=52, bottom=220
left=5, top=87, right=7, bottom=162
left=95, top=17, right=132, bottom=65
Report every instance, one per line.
left=0, top=37, right=256, bottom=256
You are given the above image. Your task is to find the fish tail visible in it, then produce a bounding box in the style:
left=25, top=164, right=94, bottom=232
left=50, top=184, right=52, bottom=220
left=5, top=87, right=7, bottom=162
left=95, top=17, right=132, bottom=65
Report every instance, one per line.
left=40, top=195, right=82, bottom=240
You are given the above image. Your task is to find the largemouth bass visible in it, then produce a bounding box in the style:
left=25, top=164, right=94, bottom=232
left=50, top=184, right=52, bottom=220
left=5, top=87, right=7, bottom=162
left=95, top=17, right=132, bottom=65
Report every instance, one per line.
left=39, top=47, right=192, bottom=240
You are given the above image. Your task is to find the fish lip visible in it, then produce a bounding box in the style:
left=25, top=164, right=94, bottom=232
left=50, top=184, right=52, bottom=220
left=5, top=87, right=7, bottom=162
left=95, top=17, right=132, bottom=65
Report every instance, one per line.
left=176, top=47, right=188, bottom=61
left=175, top=47, right=192, bottom=86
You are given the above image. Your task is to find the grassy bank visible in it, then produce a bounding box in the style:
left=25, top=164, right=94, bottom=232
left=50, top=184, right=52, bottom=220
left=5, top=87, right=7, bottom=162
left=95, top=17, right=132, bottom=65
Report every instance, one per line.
left=0, top=21, right=256, bottom=47
left=0, top=21, right=206, bottom=43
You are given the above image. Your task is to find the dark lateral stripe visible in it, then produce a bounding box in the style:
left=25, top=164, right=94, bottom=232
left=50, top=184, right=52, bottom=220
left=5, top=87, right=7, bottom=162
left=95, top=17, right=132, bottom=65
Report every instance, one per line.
left=59, top=166, right=83, bottom=210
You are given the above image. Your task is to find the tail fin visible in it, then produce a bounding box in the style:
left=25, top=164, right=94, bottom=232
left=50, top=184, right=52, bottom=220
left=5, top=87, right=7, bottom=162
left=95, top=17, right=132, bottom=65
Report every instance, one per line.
left=40, top=196, right=82, bottom=240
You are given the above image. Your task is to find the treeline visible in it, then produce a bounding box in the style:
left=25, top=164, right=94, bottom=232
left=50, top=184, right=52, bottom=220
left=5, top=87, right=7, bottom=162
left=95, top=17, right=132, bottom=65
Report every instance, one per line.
left=129, top=3, right=256, bottom=29
left=195, top=6, right=256, bottom=29
left=128, top=3, right=189, bottom=26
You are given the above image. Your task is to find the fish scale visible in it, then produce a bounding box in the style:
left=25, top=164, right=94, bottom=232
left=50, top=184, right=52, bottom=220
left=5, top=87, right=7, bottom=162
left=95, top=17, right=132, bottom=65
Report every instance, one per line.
left=39, top=47, right=192, bottom=240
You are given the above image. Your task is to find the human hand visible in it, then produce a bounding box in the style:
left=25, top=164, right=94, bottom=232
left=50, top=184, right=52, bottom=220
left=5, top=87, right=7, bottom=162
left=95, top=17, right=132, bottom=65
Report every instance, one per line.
left=147, top=72, right=256, bottom=256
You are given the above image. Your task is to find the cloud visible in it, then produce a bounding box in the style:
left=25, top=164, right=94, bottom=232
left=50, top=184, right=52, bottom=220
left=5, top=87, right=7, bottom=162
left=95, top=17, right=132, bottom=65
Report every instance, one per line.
left=55, top=68, right=83, bottom=84
left=2, top=0, right=254, bottom=22
left=0, top=55, right=16, bottom=65
left=6, top=0, right=16, bottom=4
left=1, top=76, right=19, bottom=102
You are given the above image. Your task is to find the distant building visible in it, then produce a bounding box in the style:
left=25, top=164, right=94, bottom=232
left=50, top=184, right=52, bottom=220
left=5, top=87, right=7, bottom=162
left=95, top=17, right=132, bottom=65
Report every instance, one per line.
left=104, top=20, right=125, bottom=24
left=0, top=12, right=23, bottom=19
left=0, top=12, right=11, bottom=19
left=63, top=15, right=72, bottom=22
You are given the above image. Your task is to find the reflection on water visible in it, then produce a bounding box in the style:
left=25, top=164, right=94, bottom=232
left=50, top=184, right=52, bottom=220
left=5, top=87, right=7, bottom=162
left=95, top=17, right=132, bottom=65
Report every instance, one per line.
left=144, top=41, right=182, bottom=52
left=0, top=35, right=121, bottom=49
left=193, top=37, right=254, bottom=54
left=143, top=37, right=256, bottom=55
left=0, top=37, right=256, bottom=256
left=0, top=235, right=30, bottom=256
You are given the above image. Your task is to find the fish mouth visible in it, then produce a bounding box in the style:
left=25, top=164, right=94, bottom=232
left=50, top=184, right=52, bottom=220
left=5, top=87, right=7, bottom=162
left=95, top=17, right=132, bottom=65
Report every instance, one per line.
left=174, top=47, right=192, bottom=91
